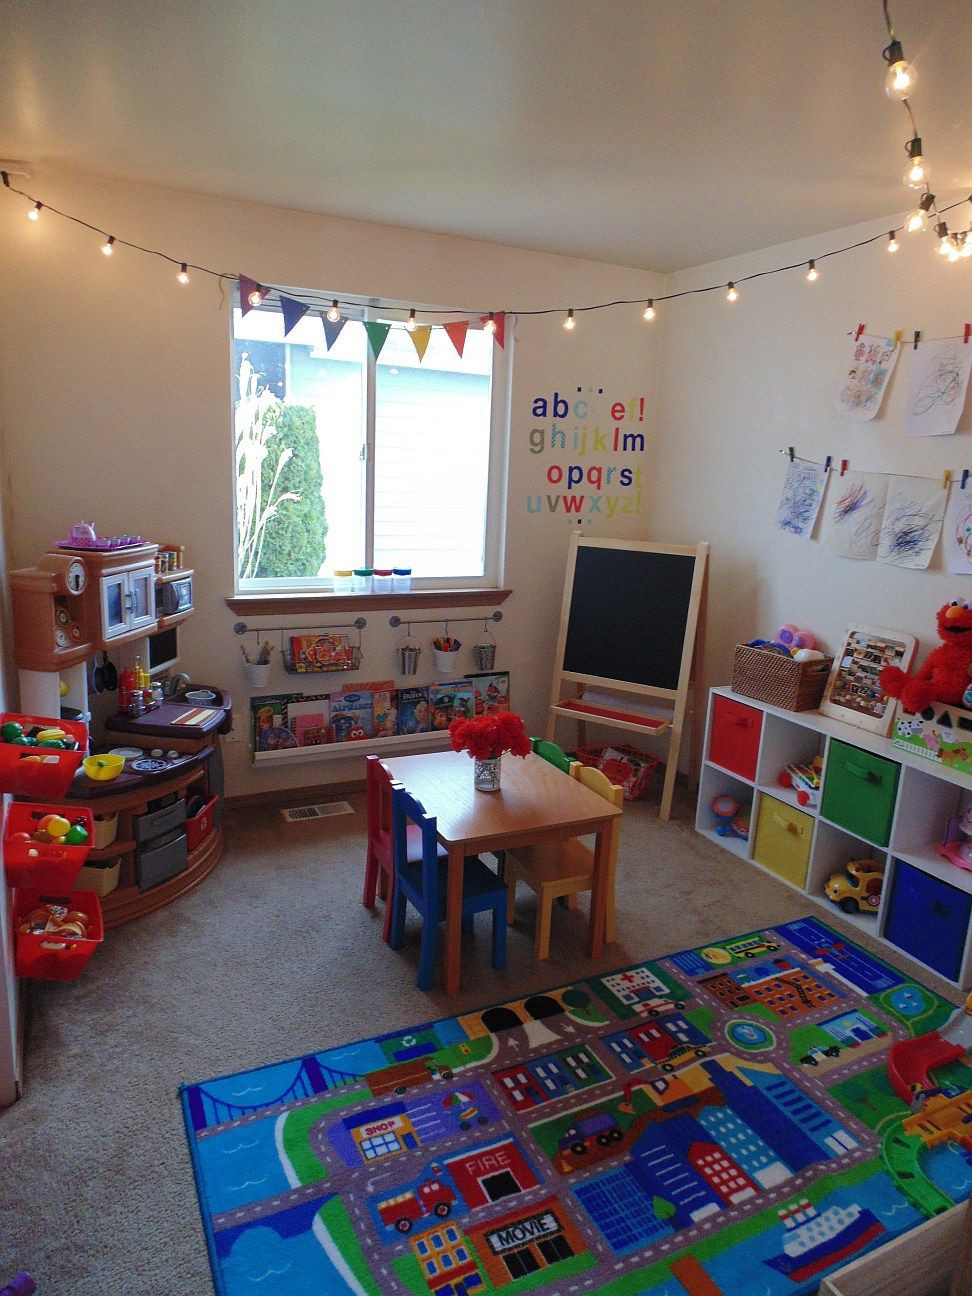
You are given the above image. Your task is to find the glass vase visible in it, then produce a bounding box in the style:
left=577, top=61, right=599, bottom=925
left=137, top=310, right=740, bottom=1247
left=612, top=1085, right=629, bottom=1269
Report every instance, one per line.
left=473, top=754, right=502, bottom=792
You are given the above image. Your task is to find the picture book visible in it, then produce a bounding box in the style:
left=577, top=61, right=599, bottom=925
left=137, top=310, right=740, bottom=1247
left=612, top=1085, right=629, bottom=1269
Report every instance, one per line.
left=469, top=671, right=510, bottom=715
left=251, top=695, right=300, bottom=752
left=397, top=686, right=430, bottom=735
left=286, top=696, right=333, bottom=747
left=288, top=633, right=354, bottom=672
left=330, top=680, right=396, bottom=742
left=429, top=679, right=476, bottom=730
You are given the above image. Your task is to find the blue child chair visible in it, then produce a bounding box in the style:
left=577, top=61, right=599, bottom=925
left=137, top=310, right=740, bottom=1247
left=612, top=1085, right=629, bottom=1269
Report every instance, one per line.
left=389, top=785, right=507, bottom=991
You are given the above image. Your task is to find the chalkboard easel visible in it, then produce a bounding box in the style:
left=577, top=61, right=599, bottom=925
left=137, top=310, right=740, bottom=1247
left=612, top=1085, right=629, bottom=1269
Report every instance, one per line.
left=546, top=535, right=709, bottom=821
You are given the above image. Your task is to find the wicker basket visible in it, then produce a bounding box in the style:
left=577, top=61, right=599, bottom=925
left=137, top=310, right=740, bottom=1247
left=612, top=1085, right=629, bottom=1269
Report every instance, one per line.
left=731, top=645, right=833, bottom=711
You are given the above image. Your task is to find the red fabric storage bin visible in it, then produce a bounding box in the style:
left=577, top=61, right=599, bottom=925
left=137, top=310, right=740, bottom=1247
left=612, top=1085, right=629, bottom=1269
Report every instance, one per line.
left=13, top=885, right=104, bottom=981
left=0, top=712, right=88, bottom=798
left=709, top=695, right=762, bottom=781
left=186, top=795, right=218, bottom=851
left=3, top=802, right=94, bottom=888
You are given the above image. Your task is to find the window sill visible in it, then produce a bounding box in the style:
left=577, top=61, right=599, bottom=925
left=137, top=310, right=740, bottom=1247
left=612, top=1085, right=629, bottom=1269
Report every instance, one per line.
left=225, top=588, right=512, bottom=616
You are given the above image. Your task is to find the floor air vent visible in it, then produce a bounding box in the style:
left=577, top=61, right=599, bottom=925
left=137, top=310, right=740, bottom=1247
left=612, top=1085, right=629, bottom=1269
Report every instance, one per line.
left=280, top=801, right=354, bottom=823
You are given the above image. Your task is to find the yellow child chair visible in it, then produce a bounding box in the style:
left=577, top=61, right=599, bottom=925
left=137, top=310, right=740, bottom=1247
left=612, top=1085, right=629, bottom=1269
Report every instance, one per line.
left=505, top=761, right=623, bottom=959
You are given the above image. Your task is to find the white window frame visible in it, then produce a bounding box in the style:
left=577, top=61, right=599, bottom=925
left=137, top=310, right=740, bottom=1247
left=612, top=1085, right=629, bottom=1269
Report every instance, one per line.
left=231, top=291, right=511, bottom=594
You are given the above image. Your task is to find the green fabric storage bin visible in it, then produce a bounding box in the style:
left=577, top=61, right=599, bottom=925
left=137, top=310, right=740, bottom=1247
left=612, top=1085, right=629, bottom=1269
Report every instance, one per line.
left=821, top=739, right=900, bottom=846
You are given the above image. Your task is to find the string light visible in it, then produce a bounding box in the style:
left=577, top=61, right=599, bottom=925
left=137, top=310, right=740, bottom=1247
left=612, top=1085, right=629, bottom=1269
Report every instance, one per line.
left=177, top=263, right=189, bottom=285
left=903, top=138, right=927, bottom=189
left=882, top=37, right=916, bottom=100
left=726, top=282, right=738, bottom=302
left=805, top=260, right=818, bottom=282
left=484, top=311, right=496, bottom=334
left=326, top=299, right=341, bottom=322
left=247, top=283, right=265, bottom=307
left=887, top=231, right=899, bottom=252
left=101, top=235, right=115, bottom=256
left=27, top=201, right=42, bottom=221
left=405, top=308, right=417, bottom=333
left=935, top=221, right=950, bottom=255
left=643, top=300, right=655, bottom=321
left=563, top=308, right=575, bottom=331
left=906, top=192, right=935, bottom=232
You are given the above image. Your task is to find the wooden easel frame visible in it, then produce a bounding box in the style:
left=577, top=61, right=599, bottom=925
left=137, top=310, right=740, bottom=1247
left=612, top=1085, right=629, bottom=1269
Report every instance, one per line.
left=546, top=535, right=709, bottom=821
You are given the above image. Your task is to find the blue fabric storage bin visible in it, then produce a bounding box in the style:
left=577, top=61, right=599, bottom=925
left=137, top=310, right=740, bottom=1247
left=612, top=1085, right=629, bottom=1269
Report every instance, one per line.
left=884, top=860, right=971, bottom=983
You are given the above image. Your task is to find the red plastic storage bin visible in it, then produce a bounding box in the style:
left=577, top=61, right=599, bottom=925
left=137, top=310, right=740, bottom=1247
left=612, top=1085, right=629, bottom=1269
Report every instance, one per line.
left=12, top=886, right=104, bottom=981
left=0, top=713, right=88, bottom=798
left=186, top=795, right=218, bottom=851
left=3, top=802, right=94, bottom=887
left=709, top=695, right=762, bottom=781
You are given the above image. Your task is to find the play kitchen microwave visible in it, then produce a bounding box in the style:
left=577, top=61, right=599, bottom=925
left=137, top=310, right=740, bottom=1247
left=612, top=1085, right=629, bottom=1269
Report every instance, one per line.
left=157, top=574, right=193, bottom=617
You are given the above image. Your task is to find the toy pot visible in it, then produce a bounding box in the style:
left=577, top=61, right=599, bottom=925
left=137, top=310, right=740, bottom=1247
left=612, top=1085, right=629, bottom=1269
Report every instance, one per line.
left=396, top=641, right=421, bottom=676
left=243, top=662, right=271, bottom=689
left=472, top=641, right=496, bottom=672
left=473, top=755, right=502, bottom=792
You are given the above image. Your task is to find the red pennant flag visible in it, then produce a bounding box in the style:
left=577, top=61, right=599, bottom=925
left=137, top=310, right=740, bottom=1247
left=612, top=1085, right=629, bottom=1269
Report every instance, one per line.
left=481, top=311, right=506, bottom=348
left=238, top=275, right=262, bottom=316
left=443, top=320, right=468, bottom=358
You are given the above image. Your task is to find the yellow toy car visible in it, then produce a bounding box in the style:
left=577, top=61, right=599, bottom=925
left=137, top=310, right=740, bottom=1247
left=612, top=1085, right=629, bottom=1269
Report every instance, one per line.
left=825, top=859, right=885, bottom=915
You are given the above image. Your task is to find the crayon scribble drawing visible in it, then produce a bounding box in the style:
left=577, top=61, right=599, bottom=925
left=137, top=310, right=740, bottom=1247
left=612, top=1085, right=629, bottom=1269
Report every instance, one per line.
left=877, top=476, right=947, bottom=569
left=775, top=457, right=827, bottom=538
left=836, top=335, right=899, bottom=421
left=943, top=484, right=972, bottom=575
left=903, top=339, right=972, bottom=437
left=822, top=470, right=887, bottom=560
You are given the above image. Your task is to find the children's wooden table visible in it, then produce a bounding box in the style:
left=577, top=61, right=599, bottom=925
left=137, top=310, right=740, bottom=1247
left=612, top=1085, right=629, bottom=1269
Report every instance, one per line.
left=382, top=749, right=623, bottom=994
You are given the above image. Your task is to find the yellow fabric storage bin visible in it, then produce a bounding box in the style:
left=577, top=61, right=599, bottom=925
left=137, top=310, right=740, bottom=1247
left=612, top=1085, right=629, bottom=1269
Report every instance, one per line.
left=753, top=793, right=814, bottom=888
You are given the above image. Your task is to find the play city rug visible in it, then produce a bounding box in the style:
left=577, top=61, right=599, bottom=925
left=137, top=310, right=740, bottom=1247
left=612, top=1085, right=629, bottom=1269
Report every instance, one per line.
left=181, top=917, right=972, bottom=1296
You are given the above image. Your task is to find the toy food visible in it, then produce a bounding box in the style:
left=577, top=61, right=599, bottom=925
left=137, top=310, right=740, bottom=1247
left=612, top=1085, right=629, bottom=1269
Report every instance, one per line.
left=82, top=753, right=124, bottom=781
left=881, top=600, right=972, bottom=712
left=825, top=859, right=885, bottom=915
left=18, top=901, right=91, bottom=939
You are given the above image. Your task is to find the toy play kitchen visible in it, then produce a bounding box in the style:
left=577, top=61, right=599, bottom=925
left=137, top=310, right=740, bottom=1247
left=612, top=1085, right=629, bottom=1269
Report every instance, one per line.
left=6, top=525, right=231, bottom=934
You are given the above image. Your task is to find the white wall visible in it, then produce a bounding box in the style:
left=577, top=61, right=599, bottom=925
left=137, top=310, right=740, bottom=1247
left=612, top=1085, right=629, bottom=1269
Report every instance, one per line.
left=650, top=210, right=972, bottom=705
left=0, top=168, right=664, bottom=797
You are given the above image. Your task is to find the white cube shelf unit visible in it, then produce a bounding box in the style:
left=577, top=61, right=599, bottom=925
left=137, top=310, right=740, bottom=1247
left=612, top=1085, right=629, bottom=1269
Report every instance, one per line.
left=696, top=686, right=972, bottom=990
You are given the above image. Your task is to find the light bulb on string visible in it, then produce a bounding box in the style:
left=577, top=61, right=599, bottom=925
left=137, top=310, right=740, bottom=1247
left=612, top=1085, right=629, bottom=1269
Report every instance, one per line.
left=326, top=299, right=340, bottom=322
left=27, top=201, right=41, bottom=221
left=887, top=231, right=899, bottom=252
left=906, top=192, right=935, bottom=233
left=563, top=308, right=576, bottom=331
left=726, top=282, right=738, bottom=302
left=247, top=284, right=265, bottom=307
left=643, top=300, right=656, bottom=321
left=177, top=263, right=189, bottom=285
left=806, top=260, right=818, bottom=282
left=484, top=311, right=497, bottom=335
left=883, top=38, right=916, bottom=100
left=101, top=235, right=115, bottom=256
left=903, top=138, right=928, bottom=189
left=405, top=308, right=417, bottom=333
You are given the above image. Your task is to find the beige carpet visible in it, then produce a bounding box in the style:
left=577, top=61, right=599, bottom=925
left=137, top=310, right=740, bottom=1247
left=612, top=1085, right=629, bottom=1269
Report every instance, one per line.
left=0, top=787, right=960, bottom=1294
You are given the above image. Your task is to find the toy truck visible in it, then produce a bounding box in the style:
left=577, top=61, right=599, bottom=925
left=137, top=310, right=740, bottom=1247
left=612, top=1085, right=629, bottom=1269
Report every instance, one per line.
left=376, top=1178, right=456, bottom=1233
left=557, top=1111, right=624, bottom=1161
left=367, top=1057, right=454, bottom=1097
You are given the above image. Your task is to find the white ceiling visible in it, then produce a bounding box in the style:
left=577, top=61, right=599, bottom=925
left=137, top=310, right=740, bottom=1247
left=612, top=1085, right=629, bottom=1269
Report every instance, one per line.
left=1, top=1, right=969, bottom=271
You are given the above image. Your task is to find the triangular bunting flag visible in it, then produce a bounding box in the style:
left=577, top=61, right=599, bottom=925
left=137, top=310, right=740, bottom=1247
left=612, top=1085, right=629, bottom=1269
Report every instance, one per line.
left=280, top=296, right=309, bottom=336
left=481, top=311, right=506, bottom=348
left=238, top=275, right=262, bottom=316
left=321, top=313, right=348, bottom=351
left=409, top=326, right=432, bottom=363
left=443, top=320, right=468, bottom=358
left=364, top=321, right=392, bottom=360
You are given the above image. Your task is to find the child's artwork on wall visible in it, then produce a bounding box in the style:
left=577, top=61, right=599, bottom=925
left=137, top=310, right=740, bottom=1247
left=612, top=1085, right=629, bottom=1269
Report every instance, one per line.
left=774, top=457, right=827, bottom=537
left=943, top=484, right=972, bottom=575
left=821, top=470, right=887, bottom=561
left=835, top=335, right=899, bottom=420
left=903, top=339, right=972, bottom=437
left=876, top=476, right=946, bottom=569
left=820, top=625, right=917, bottom=735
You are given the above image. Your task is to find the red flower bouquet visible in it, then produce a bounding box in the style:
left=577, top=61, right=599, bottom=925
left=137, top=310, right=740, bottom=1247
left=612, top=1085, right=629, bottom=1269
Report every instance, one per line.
left=449, top=711, right=531, bottom=761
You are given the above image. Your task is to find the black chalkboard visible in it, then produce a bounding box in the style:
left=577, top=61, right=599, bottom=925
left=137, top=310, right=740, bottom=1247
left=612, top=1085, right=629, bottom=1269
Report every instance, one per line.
left=562, top=544, right=698, bottom=691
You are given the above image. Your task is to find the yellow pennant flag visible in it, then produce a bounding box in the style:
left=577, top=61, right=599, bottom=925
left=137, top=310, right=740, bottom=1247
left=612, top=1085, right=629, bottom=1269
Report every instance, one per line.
left=408, top=325, right=432, bottom=362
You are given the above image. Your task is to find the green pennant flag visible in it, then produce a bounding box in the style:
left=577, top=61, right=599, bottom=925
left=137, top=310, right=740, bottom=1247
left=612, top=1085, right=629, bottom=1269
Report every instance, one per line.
left=364, top=321, right=392, bottom=360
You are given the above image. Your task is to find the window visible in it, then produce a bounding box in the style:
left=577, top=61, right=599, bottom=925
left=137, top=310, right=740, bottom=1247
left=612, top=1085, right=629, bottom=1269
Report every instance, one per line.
left=232, top=291, right=508, bottom=591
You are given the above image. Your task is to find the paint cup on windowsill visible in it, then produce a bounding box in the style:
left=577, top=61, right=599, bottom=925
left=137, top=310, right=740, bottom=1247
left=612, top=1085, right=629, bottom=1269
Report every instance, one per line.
left=392, top=568, right=412, bottom=593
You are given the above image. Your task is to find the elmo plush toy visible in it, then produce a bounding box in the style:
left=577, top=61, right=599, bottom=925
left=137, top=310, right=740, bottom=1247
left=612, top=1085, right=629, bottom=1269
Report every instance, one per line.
left=880, top=600, right=972, bottom=714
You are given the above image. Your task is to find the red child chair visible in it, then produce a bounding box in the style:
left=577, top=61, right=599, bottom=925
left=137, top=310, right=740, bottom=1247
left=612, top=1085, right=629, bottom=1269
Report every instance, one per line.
left=364, top=754, right=447, bottom=943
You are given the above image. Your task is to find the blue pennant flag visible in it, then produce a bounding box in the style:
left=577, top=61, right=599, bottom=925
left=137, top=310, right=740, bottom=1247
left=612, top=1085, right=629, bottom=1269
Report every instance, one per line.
left=280, top=296, right=309, bottom=336
left=321, top=313, right=348, bottom=351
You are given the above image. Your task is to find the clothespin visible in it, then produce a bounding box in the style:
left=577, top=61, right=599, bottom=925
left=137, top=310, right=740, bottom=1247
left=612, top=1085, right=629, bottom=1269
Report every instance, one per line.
left=913, top=330, right=921, bottom=350
left=964, top=323, right=970, bottom=345
left=943, top=469, right=952, bottom=490
left=824, top=455, right=832, bottom=474
left=893, top=330, right=903, bottom=345
left=788, top=446, right=795, bottom=462
left=840, top=459, right=848, bottom=477
left=855, top=323, right=866, bottom=341
left=961, top=469, right=969, bottom=491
